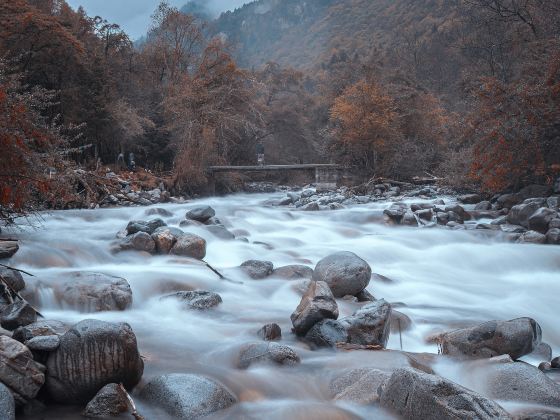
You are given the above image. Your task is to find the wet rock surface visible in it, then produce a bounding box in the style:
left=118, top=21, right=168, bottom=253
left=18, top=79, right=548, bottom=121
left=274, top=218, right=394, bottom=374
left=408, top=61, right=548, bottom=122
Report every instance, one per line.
left=186, top=205, right=216, bottom=223
left=140, top=373, right=236, bottom=419
left=291, top=281, right=338, bottom=336
left=312, top=251, right=371, bottom=297
left=83, top=383, right=128, bottom=418
left=257, top=323, right=282, bottom=341
left=169, top=233, right=207, bottom=259
left=340, top=299, right=392, bottom=348
left=240, top=260, right=274, bottom=279
left=162, top=290, right=222, bottom=310
left=237, top=342, right=300, bottom=369
left=0, top=382, right=15, bottom=420
left=45, top=319, right=143, bottom=404
left=305, top=319, right=348, bottom=348
left=330, top=367, right=390, bottom=404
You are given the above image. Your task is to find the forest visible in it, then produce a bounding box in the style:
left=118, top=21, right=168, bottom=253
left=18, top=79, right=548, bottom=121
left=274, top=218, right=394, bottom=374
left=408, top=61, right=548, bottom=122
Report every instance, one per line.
left=1, top=0, right=560, bottom=219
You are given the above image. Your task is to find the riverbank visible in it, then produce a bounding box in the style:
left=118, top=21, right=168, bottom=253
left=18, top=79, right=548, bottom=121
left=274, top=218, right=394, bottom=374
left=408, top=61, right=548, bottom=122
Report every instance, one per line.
left=1, top=187, right=560, bottom=419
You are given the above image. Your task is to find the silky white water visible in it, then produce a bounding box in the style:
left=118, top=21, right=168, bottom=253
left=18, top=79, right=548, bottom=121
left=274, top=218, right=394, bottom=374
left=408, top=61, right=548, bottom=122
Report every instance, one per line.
left=9, top=192, right=560, bottom=419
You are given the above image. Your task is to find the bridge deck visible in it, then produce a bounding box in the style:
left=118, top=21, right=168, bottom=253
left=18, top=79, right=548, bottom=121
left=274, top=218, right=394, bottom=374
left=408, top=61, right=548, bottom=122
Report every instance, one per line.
left=207, top=164, right=342, bottom=173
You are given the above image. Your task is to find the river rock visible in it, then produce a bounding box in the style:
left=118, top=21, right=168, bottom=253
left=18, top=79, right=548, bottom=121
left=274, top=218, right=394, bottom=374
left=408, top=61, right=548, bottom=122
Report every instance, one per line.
left=145, top=207, right=173, bottom=217
left=119, top=231, right=156, bottom=253
left=444, top=204, right=469, bottom=221
left=0, top=241, right=19, bottom=260
left=546, top=196, right=560, bottom=210
left=475, top=201, right=492, bottom=210
left=402, top=211, right=418, bottom=226
left=497, top=193, right=522, bottom=209
left=440, top=317, right=541, bottom=360
left=25, top=335, right=60, bottom=352
left=257, top=323, right=281, bottom=341
left=508, top=202, right=541, bottom=227
left=384, top=203, right=408, bottom=223
left=379, top=368, right=510, bottom=420
left=0, top=301, right=37, bottom=330
left=237, top=342, right=300, bottom=369
left=83, top=383, right=128, bottom=418
left=272, top=265, right=314, bottom=280
left=45, top=319, right=144, bottom=404
left=528, top=208, right=557, bottom=234
left=305, top=319, right=348, bottom=348
left=546, top=228, right=560, bottom=244
left=0, top=382, right=15, bottom=420
left=126, top=218, right=166, bottom=235
left=0, top=268, right=25, bottom=292
left=205, top=225, right=235, bottom=240
left=312, top=251, right=371, bottom=298
left=59, top=272, right=132, bottom=312
left=459, top=194, right=481, bottom=204
left=0, top=335, right=45, bottom=401
left=291, top=281, right=338, bottom=336
left=12, top=320, right=67, bottom=343
left=479, top=361, right=560, bottom=407
left=339, top=299, right=392, bottom=348
left=330, top=367, right=390, bottom=404
left=169, top=233, right=206, bottom=259
left=356, top=289, right=376, bottom=302
left=139, top=373, right=236, bottom=419
left=162, top=290, right=222, bottom=310
left=151, top=226, right=185, bottom=254
left=552, top=356, right=560, bottom=368
left=517, top=230, right=547, bottom=244
left=186, top=206, right=216, bottom=223
left=240, top=260, right=274, bottom=279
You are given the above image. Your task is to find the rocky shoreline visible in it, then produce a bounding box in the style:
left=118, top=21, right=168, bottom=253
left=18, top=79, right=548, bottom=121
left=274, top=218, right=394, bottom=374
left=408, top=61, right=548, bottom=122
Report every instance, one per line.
left=0, top=185, right=559, bottom=419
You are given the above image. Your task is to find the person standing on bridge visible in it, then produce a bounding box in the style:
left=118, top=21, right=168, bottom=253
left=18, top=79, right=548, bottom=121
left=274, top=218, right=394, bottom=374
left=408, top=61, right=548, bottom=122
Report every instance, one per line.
left=256, top=142, right=265, bottom=166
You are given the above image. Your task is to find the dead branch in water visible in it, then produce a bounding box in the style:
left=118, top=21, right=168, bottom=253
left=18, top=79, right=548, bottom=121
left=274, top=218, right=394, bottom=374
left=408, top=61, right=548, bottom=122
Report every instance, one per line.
left=203, top=260, right=243, bottom=285
left=0, top=263, right=35, bottom=277
left=119, top=383, right=144, bottom=420
left=336, top=343, right=383, bottom=351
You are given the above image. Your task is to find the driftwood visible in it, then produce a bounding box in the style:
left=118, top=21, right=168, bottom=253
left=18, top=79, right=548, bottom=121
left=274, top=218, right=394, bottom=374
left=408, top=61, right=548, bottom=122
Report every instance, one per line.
left=202, top=260, right=243, bottom=285
left=0, top=263, right=34, bottom=277
left=336, top=343, right=383, bottom=351
left=119, top=383, right=144, bottom=420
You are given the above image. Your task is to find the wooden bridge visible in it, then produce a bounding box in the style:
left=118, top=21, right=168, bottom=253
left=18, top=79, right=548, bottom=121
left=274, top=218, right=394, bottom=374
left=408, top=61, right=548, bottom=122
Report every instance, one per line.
left=206, top=164, right=343, bottom=192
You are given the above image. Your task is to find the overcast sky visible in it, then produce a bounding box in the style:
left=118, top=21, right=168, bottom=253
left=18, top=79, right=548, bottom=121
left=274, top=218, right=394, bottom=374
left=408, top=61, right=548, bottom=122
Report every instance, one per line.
left=66, top=0, right=249, bottom=40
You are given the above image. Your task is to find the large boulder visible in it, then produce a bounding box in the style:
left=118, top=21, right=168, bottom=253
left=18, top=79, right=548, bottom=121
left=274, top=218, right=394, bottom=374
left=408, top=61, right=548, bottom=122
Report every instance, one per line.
left=83, top=383, right=128, bottom=418
left=139, top=373, right=236, bottom=419
left=169, top=233, right=206, bottom=260
left=330, top=368, right=390, bottom=404
left=0, top=241, right=19, bottom=260
left=0, top=382, right=15, bottom=420
left=508, top=202, right=541, bottom=228
left=237, top=342, right=300, bottom=369
left=312, top=251, right=371, bottom=298
left=497, top=193, right=522, bottom=209
left=272, top=265, right=314, bottom=280
left=0, top=335, right=45, bottom=401
left=517, top=230, right=547, bottom=244
left=45, top=319, right=144, bottom=404
left=240, top=260, right=274, bottom=279
left=162, top=290, right=222, bottom=310
left=59, top=272, right=132, bottom=312
left=546, top=228, right=560, bottom=245
left=459, top=194, right=481, bottom=204
left=528, top=208, right=557, bottom=234
left=0, top=268, right=25, bottom=292
left=186, top=206, right=216, bottom=223
left=383, top=203, right=408, bottom=223
left=305, top=319, right=348, bottom=348
left=339, top=299, right=392, bottom=348
left=440, top=317, right=541, bottom=360
left=119, top=232, right=156, bottom=253
left=478, top=360, right=560, bottom=407
left=291, top=281, right=338, bottom=336
left=379, top=368, right=510, bottom=420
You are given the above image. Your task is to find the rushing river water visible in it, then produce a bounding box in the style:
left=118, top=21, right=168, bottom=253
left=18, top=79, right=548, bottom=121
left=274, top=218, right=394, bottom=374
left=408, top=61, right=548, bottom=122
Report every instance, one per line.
left=8, top=192, right=560, bottom=419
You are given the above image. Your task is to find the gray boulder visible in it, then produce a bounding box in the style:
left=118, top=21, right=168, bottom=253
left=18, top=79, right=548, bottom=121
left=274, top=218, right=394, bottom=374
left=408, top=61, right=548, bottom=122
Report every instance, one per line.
left=186, top=206, right=216, bottom=223
left=312, top=251, right=371, bottom=298
left=379, top=368, right=509, bottom=420
left=205, top=225, right=235, bottom=240
left=59, top=272, right=132, bottom=312
left=83, top=383, right=128, bottom=418
left=139, top=373, right=236, bottom=419
left=508, top=202, right=541, bottom=228
left=237, top=342, right=300, bottom=369
left=0, top=382, right=15, bottom=420
left=257, top=323, right=281, bottom=341
left=169, top=233, right=206, bottom=260
left=384, top=203, right=408, bottom=223
left=339, top=299, right=392, bottom=348
left=26, top=335, right=60, bottom=352
left=0, top=335, right=45, bottom=401
left=497, top=193, right=522, bottom=209
left=330, top=367, right=390, bottom=404
left=552, top=356, right=560, bottom=368
left=444, top=204, right=469, bottom=221
left=272, top=265, right=313, bottom=280
left=546, top=196, right=560, bottom=210
left=12, top=320, right=67, bottom=343
left=162, top=290, right=222, bottom=310
left=0, top=301, right=36, bottom=330
left=0, top=241, right=19, bottom=260
left=517, top=230, right=547, bottom=244
left=126, top=218, right=166, bottom=235
left=240, top=260, right=274, bottom=279
left=528, top=208, right=557, bottom=234
left=291, top=281, right=338, bottom=336
left=402, top=211, right=419, bottom=226
left=440, top=317, right=541, bottom=360
left=119, top=231, right=156, bottom=253
left=547, top=228, right=560, bottom=245
left=45, top=319, right=144, bottom=404
left=305, top=319, right=348, bottom=348
left=145, top=207, right=173, bottom=217
left=0, top=268, right=25, bottom=292
left=459, top=194, right=481, bottom=204
left=151, top=226, right=185, bottom=254
left=475, top=201, right=492, bottom=211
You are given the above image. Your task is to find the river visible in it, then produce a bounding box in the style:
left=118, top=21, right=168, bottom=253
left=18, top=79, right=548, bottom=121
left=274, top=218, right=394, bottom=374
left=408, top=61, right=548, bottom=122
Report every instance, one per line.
left=9, top=192, right=560, bottom=419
